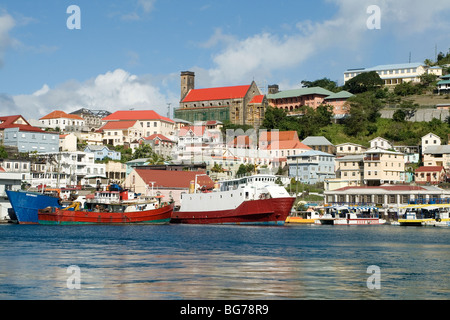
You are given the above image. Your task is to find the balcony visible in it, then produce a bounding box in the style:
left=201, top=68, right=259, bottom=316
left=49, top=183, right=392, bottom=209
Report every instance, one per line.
left=364, top=156, right=380, bottom=161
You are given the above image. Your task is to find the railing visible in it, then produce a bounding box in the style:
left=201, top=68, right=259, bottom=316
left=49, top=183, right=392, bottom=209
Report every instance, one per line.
left=408, top=198, right=450, bottom=205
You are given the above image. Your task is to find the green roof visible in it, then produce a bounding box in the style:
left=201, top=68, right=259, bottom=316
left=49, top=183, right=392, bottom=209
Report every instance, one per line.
left=438, top=80, right=450, bottom=85
left=324, top=90, right=354, bottom=100
left=267, top=86, right=335, bottom=100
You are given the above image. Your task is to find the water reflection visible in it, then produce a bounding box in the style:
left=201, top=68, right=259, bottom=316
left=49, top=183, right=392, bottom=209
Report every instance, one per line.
left=1, top=224, right=450, bottom=299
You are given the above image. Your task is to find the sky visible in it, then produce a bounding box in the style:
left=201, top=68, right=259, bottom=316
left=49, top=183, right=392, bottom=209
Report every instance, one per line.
left=0, top=0, right=450, bottom=120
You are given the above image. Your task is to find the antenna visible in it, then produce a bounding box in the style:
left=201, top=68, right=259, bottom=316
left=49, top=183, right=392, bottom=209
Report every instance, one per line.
left=167, top=103, right=172, bottom=118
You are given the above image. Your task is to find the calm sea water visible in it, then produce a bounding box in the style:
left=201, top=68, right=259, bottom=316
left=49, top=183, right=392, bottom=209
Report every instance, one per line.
left=0, top=223, right=450, bottom=300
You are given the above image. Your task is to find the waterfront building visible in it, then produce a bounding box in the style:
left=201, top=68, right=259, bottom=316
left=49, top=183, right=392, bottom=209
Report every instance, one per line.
left=344, top=62, right=442, bottom=86
left=175, top=71, right=263, bottom=126
left=39, top=110, right=85, bottom=132
left=324, top=184, right=450, bottom=219
left=287, top=150, right=335, bottom=184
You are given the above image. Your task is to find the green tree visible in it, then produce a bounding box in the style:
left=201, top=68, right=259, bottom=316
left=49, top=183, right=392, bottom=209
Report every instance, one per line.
left=211, top=163, right=225, bottom=173
left=132, top=143, right=154, bottom=160
left=343, top=71, right=384, bottom=94
left=301, top=78, right=340, bottom=93
left=394, top=82, right=422, bottom=96
left=343, top=91, right=382, bottom=136
left=0, top=146, right=8, bottom=159
left=261, top=106, right=289, bottom=130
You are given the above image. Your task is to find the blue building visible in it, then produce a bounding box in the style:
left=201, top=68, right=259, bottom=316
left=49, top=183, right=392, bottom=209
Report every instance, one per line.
left=287, top=150, right=335, bottom=184
left=84, top=145, right=121, bottom=161
left=3, top=127, right=59, bottom=153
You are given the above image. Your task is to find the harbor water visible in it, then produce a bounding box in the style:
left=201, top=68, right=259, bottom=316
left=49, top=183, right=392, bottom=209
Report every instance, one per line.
left=0, top=223, right=450, bottom=300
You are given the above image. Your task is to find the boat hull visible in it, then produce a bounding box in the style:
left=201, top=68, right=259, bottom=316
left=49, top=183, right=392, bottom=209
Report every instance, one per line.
left=315, top=218, right=386, bottom=225
left=171, top=197, right=295, bottom=225
left=399, top=218, right=450, bottom=227
left=6, top=190, right=61, bottom=224
left=38, top=203, right=174, bottom=225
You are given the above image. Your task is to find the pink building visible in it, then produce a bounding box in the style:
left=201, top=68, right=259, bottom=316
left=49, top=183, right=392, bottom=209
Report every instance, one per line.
left=267, top=86, right=353, bottom=117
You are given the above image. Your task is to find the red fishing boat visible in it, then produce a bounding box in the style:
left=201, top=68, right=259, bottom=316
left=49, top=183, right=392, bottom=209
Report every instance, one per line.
left=38, top=184, right=173, bottom=225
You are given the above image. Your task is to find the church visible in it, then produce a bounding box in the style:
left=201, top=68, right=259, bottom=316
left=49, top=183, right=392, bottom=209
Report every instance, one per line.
left=174, top=71, right=266, bottom=127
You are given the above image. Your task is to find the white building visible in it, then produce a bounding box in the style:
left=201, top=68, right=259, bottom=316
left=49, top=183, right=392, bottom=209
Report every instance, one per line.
left=421, top=132, right=441, bottom=152
left=101, top=110, right=176, bottom=145
left=344, top=63, right=442, bottom=86
left=0, top=169, right=22, bottom=221
left=39, top=110, right=85, bottom=132
left=369, top=137, right=393, bottom=150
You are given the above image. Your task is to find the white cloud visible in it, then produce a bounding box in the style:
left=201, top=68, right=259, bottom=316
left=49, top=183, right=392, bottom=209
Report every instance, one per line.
left=201, top=0, right=450, bottom=88
left=138, top=0, right=156, bottom=13
left=12, top=69, right=178, bottom=120
left=0, top=12, right=16, bottom=68
left=121, top=0, right=156, bottom=21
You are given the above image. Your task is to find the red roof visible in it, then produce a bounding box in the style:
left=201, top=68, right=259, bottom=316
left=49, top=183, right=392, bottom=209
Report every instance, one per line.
left=182, top=85, right=251, bottom=103
left=415, top=166, right=445, bottom=172
left=0, top=115, right=46, bottom=133
left=40, top=110, right=83, bottom=120
left=228, top=135, right=253, bottom=147
left=260, top=131, right=299, bottom=142
left=143, top=134, right=174, bottom=142
left=264, top=140, right=311, bottom=150
left=102, top=110, right=174, bottom=123
left=249, top=95, right=264, bottom=104
left=177, top=126, right=206, bottom=137
left=100, top=121, right=138, bottom=131
left=134, top=169, right=214, bottom=189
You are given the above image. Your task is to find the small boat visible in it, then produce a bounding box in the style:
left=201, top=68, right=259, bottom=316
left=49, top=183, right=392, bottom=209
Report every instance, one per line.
left=398, top=204, right=450, bottom=227
left=315, top=205, right=386, bottom=225
left=286, top=208, right=321, bottom=224
left=38, top=185, right=173, bottom=225
left=171, top=174, right=295, bottom=226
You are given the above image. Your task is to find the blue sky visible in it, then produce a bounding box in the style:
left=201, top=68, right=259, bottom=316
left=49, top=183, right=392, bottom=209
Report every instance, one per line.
left=1, top=0, right=450, bottom=120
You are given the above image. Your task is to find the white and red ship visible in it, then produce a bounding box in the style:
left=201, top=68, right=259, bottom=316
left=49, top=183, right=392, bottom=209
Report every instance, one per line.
left=171, top=174, right=295, bottom=225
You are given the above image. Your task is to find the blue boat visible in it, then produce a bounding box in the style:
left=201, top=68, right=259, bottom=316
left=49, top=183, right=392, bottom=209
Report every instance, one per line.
left=6, top=190, right=62, bottom=224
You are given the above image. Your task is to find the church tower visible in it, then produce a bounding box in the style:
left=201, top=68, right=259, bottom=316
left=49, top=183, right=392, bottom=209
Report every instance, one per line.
left=180, top=71, right=195, bottom=101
